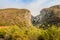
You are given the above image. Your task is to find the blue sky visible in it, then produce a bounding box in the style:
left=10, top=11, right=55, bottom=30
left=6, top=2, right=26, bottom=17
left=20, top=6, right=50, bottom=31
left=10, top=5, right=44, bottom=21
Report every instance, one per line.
left=0, top=0, right=60, bottom=16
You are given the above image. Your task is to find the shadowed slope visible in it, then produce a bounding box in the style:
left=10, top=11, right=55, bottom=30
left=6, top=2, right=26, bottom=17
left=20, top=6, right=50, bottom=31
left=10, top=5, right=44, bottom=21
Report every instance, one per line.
left=31, top=5, right=60, bottom=29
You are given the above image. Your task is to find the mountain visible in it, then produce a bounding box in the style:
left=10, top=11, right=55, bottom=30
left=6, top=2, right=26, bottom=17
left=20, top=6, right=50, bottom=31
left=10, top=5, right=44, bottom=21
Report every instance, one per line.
left=31, top=5, right=60, bottom=28
left=0, top=8, right=32, bottom=27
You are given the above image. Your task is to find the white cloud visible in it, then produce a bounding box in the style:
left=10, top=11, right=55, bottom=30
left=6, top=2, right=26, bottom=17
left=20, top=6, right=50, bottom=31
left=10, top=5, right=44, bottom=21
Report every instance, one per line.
left=25, top=0, right=47, bottom=16
left=0, top=0, right=48, bottom=16
left=0, top=0, right=60, bottom=16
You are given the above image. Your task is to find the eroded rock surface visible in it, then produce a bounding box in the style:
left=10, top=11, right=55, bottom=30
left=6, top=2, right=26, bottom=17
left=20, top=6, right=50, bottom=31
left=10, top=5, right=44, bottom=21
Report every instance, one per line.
left=31, top=5, right=60, bottom=29
left=0, top=8, right=32, bottom=27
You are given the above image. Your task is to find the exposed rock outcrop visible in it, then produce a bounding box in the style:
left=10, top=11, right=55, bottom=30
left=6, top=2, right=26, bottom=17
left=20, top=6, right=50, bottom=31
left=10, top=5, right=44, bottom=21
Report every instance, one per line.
left=0, top=8, right=32, bottom=27
left=31, top=15, right=41, bottom=26
left=31, top=5, right=60, bottom=29
left=40, top=5, right=60, bottom=27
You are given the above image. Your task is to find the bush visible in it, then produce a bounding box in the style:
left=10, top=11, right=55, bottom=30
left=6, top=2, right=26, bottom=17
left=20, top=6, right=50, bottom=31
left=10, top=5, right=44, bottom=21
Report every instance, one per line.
left=38, top=26, right=60, bottom=40
left=0, top=25, right=60, bottom=40
left=0, top=25, right=30, bottom=40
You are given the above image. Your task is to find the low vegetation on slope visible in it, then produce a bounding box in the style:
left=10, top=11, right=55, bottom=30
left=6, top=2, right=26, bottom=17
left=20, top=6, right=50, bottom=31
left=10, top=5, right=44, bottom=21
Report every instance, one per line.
left=0, top=25, right=60, bottom=40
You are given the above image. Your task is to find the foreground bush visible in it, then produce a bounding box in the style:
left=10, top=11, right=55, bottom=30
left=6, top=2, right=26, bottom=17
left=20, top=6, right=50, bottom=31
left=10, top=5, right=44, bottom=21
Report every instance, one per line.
left=0, top=26, right=29, bottom=40
left=0, top=25, right=60, bottom=40
left=38, top=26, right=60, bottom=40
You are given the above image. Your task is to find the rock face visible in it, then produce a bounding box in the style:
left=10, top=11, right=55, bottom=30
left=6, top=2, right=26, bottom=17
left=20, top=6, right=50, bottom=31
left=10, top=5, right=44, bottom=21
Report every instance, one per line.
left=31, top=15, right=41, bottom=26
left=31, top=5, right=60, bottom=28
left=0, top=8, right=32, bottom=27
left=40, top=5, right=60, bottom=27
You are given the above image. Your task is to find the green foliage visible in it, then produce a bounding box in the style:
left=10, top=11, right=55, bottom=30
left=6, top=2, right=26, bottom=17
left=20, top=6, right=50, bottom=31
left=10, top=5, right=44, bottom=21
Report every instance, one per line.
left=38, top=26, right=60, bottom=40
left=0, top=25, right=60, bottom=40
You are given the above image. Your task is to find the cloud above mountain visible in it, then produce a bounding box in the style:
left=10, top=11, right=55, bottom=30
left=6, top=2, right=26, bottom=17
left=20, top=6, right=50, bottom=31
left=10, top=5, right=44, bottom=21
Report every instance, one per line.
left=0, top=0, right=60, bottom=16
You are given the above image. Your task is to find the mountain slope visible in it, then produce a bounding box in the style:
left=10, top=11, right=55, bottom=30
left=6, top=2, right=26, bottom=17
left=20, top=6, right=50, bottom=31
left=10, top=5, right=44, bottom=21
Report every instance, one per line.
left=0, top=8, right=32, bottom=27
left=31, top=5, right=60, bottom=29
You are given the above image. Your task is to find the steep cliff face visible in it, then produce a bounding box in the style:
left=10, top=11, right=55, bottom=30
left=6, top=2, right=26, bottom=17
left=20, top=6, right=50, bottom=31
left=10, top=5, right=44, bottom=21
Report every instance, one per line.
left=0, top=8, right=32, bottom=27
left=40, top=5, right=60, bottom=28
left=31, top=5, right=60, bottom=29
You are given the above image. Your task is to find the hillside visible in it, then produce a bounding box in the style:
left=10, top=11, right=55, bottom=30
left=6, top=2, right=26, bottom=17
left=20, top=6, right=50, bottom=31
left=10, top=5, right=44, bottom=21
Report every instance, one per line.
left=0, top=5, right=60, bottom=40
left=0, top=8, right=32, bottom=27
left=31, top=5, right=60, bottom=29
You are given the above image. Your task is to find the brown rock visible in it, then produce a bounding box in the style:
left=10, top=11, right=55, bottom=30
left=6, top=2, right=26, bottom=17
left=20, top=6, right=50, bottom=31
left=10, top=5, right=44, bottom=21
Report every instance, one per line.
left=0, top=8, right=32, bottom=27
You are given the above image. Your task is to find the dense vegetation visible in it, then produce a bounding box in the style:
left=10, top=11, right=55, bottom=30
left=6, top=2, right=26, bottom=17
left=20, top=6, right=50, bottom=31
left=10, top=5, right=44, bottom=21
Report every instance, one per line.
left=0, top=25, right=60, bottom=40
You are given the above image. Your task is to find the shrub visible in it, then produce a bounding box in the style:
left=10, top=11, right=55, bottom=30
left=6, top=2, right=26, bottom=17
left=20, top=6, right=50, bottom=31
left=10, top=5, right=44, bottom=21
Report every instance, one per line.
left=0, top=25, right=60, bottom=40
